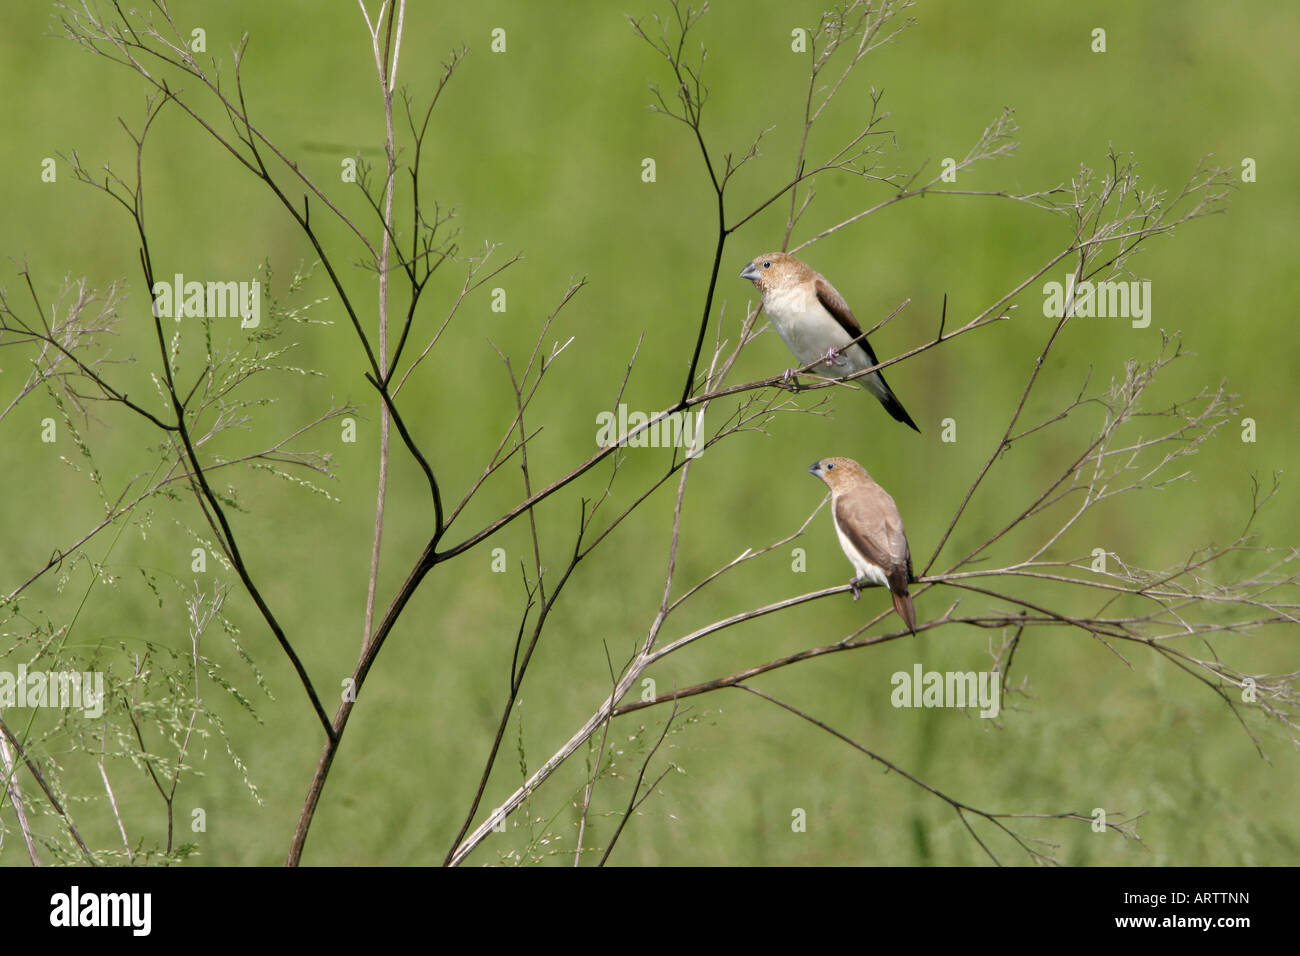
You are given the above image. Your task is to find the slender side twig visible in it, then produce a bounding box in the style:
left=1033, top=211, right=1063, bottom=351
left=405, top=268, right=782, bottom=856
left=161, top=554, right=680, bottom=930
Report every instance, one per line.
left=598, top=699, right=680, bottom=865
left=736, top=684, right=1141, bottom=865
left=68, top=101, right=336, bottom=741
left=0, top=722, right=42, bottom=865
left=358, top=0, right=405, bottom=654
left=0, top=716, right=97, bottom=864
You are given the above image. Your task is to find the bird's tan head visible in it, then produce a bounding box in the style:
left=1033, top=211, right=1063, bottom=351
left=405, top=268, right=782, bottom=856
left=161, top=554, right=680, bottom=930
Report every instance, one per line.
left=807, top=456, right=872, bottom=494
left=739, top=251, right=809, bottom=296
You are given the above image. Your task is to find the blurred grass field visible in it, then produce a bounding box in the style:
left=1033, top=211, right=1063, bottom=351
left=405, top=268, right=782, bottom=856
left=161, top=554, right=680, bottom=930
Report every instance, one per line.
left=0, top=0, right=1296, bottom=865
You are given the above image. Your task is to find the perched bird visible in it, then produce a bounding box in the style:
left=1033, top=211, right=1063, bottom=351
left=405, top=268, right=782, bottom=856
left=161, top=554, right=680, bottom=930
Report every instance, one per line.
left=740, top=251, right=919, bottom=432
left=807, top=456, right=916, bottom=632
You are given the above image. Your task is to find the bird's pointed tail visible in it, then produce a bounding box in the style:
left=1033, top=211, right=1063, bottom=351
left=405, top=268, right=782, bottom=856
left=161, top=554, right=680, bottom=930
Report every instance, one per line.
left=864, top=371, right=920, bottom=432
left=891, top=588, right=917, bottom=633
left=878, top=384, right=920, bottom=433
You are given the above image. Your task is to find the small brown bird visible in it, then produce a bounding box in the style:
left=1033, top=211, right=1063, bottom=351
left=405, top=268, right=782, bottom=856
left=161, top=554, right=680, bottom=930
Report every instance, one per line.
left=740, top=251, right=919, bottom=432
left=808, top=456, right=916, bottom=632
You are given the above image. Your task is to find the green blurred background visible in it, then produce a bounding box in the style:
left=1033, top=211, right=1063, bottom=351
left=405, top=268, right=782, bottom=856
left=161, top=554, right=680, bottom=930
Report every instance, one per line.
left=1, top=0, right=1296, bottom=865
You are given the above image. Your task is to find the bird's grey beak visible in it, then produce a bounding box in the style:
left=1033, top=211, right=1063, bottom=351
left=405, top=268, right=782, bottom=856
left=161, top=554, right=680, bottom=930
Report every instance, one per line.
left=807, top=461, right=823, bottom=476
left=739, top=262, right=760, bottom=281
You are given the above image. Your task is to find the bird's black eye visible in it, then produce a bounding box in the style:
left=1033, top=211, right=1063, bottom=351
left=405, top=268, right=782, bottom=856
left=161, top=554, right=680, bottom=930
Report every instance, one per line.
left=762, top=261, right=771, bottom=269
left=826, top=462, right=835, bottom=470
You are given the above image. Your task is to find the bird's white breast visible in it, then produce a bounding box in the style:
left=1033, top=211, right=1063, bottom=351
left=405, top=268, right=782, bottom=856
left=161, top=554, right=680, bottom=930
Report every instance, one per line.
left=764, top=285, right=870, bottom=378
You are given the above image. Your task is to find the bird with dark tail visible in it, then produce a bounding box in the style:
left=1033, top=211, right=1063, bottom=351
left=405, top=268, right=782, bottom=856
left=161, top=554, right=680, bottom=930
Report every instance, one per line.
left=741, top=251, right=920, bottom=432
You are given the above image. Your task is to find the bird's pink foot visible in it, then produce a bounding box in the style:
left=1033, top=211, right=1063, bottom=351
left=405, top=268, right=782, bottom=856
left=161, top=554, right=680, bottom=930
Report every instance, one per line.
left=849, top=578, right=862, bottom=601
left=822, top=346, right=846, bottom=368
left=780, top=367, right=801, bottom=391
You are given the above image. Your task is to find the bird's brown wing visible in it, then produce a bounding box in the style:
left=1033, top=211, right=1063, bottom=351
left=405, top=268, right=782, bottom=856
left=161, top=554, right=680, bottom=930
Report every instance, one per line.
left=834, top=483, right=911, bottom=591
left=816, top=277, right=920, bottom=432
left=815, top=276, right=880, bottom=365
left=837, top=484, right=916, bottom=631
